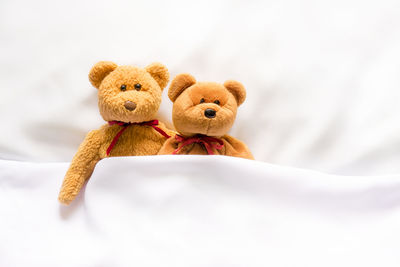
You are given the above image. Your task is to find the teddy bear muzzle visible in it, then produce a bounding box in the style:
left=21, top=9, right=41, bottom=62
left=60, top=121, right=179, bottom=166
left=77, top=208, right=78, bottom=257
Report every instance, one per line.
left=124, top=101, right=137, bottom=111
left=204, top=108, right=216, bottom=118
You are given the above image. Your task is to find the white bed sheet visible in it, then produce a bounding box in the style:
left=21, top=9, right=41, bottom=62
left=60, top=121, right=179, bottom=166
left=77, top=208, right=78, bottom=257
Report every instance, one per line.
left=1, top=156, right=400, bottom=267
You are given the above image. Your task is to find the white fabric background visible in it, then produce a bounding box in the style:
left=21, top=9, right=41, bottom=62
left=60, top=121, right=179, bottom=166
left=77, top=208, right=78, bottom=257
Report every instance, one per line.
left=1, top=1, right=400, bottom=266
left=1, top=0, right=399, bottom=175
left=1, top=156, right=400, bottom=267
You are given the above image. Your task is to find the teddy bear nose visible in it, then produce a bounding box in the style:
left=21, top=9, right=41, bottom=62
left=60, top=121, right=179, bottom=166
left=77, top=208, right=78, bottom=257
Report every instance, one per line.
left=204, top=108, right=216, bottom=118
left=124, top=101, right=137, bottom=111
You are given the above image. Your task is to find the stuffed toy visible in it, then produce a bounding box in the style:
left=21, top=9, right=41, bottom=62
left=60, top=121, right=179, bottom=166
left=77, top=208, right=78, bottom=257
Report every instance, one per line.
left=158, top=73, right=253, bottom=160
left=58, top=61, right=174, bottom=204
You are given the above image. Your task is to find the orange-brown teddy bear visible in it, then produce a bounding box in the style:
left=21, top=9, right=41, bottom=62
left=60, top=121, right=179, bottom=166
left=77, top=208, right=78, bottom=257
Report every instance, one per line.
left=158, top=73, right=253, bottom=160
left=58, top=61, right=174, bottom=205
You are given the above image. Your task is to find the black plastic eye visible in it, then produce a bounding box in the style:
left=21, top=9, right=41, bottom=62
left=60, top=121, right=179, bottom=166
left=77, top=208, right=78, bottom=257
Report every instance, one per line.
left=134, top=83, right=141, bottom=90
left=214, top=100, right=220, bottom=105
left=200, top=98, right=205, bottom=104
left=120, top=84, right=127, bottom=91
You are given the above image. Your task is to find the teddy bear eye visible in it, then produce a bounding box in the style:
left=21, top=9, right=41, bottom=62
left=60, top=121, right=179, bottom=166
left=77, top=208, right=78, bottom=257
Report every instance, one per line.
left=134, top=83, right=142, bottom=90
left=200, top=98, right=205, bottom=104
left=120, top=84, right=127, bottom=91
left=214, top=100, right=220, bottom=105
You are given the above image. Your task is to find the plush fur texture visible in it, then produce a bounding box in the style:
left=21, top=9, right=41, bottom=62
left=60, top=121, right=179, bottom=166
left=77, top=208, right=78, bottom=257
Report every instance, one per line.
left=58, top=61, right=174, bottom=205
left=158, top=73, right=253, bottom=160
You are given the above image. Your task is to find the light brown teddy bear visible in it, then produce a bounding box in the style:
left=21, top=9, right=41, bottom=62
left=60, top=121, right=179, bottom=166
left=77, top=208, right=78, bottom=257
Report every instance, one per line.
left=58, top=61, right=174, bottom=205
left=158, top=73, right=253, bottom=160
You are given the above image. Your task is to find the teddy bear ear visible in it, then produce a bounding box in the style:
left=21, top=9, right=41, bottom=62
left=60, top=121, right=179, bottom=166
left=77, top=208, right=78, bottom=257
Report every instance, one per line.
left=88, top=61, right=118, bottom=89
left=145, top=62, right=170, bottom=90
left=224, top=80, right=246, bottom=106
left=168, top=73, right=197, bottom=102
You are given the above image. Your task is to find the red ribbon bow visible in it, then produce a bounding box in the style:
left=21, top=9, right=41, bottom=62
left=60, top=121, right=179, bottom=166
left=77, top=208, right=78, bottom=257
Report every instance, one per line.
left=173, top=134, right=224, bottom=155
left=106, top=120, right=170, bottom=156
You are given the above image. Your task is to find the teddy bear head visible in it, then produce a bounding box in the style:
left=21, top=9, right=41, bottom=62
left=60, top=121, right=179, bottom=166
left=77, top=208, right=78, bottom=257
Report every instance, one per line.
left=168, top=73, right=246, bottom=137
left=89, top=61, right=169, bottom=123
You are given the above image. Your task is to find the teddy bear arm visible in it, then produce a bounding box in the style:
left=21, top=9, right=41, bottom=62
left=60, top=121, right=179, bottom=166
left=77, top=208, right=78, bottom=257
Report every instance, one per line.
left=156, top=121, right=177, bottom=139
left=222, top=135, right=254, bottom=160
left=157, top=137, right=178, bottom=155
left=58, top=130, right=103, bottom=204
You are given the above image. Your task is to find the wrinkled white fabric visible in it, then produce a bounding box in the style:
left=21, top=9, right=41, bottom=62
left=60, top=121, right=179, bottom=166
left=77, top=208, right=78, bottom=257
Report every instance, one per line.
left=1, top=0, right=400, bottom=175
left=1, top=156, right=400, bottom=267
